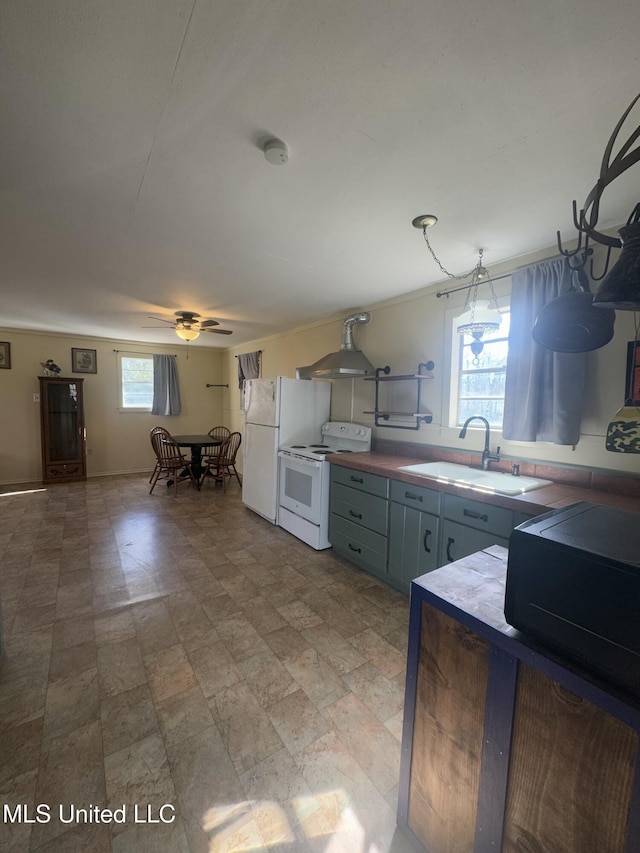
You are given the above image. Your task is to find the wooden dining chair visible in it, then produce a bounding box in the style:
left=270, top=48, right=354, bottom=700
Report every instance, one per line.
left=203, top=431, right=242, bottom=491
left=149, top=426, right=197, bottom=496
left=201, top=425, right=231, bottom=467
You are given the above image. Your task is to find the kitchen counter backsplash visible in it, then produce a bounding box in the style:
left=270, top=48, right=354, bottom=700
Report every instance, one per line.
left=372, top=437, right=640, bottom=501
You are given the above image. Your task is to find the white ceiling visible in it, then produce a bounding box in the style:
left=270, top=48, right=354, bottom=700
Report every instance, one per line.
left=1, top=0, right=639, bottom=348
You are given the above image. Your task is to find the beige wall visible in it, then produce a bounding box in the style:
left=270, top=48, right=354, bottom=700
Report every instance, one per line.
left=222, top=241, right=640, bottom=478
left=4, top=237, right=639, bottom=484
left=0, top=330, right=224, bottom=485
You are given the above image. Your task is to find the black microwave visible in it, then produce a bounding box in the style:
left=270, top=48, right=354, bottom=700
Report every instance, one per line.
left=505, top=502, right=640, bottom=699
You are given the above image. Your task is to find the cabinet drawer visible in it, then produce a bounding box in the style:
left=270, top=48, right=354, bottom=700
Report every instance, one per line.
left=44, top=462, right=85, bottom=482
left=390, top=479, right=441, bottom=514
left=330, top=465, right=389, bottom=498
left=331, top=483, right=389, bottom=535
left=329, top=514, right=388, bottom=574
left=443, top=493, right=513, bottom=538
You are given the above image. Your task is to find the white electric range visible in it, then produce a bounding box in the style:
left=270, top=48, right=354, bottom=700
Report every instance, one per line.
left=278, top=421, right=372, bottom=550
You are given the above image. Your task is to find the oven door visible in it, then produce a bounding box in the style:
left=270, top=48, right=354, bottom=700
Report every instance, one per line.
left=278, top=452, right=325, bottom=524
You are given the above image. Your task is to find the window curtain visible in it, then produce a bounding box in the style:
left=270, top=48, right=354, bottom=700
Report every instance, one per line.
left=151, top=354, right=181, bottom=415
left=237, top=351, right=260, bottom=389
left=503, top=257, right=585, bottom=445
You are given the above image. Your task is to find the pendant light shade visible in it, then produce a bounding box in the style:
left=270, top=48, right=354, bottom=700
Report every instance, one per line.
left=455, top=299, right=502, bottom=336
left=593, top=218, right=640, bottom=310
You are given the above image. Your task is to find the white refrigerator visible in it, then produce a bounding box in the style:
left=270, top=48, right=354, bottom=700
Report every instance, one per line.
left=242, top=377, right=331, bottom=523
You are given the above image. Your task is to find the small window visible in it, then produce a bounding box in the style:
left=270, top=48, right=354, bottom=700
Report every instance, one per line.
left=118, top=355, right=153, bottom=411
left=450, top=310, right=510, bottom=428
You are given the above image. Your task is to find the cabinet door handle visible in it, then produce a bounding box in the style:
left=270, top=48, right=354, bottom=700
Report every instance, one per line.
left=423, top=528, right=432, bottom=553
left=446, top=536, right=455, bottom=562
left=348, top=543, right=362, bottom=554
left=463, top=508, right=488, bottom=523
left=404, top=491, right=423, bottom=502
left=350, top=475, right=364, bottom=484
left=349, top=509, right=362, bottom=519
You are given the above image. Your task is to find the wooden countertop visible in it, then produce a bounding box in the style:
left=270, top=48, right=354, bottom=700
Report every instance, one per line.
left=326, top=450, right=640, bottom=515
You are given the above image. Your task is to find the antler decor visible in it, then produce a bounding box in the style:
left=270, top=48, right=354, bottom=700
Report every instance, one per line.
left=557, top=93, right=640, bottom=282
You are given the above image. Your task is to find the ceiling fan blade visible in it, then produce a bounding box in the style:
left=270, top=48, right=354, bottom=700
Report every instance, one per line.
left=203, top=328, right=233, bottom=335
left=200, top=319, right=220, bottom=328
left=147, top=316, right=176, bottom=325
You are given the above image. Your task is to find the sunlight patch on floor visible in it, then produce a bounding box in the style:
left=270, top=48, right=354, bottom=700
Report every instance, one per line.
left=0, top=487, right=47, bottom=497
left=203, top=789, right=375, bottom=851
left=203, top=800, right=292, bottom=850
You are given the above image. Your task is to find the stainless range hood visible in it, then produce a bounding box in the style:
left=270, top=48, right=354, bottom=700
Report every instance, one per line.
left=296, top=312, right=375, bottom=379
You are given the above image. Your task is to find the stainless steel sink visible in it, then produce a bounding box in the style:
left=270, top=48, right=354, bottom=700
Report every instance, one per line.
left=396, top=461, right=552, bottom=496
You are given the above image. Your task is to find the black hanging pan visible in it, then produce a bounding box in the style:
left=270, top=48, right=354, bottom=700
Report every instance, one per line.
left=532, top=266, right=616, bottom=352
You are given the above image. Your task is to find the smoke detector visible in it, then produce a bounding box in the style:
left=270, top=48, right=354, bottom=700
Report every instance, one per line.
left=264, top=139, right=289, bottom=165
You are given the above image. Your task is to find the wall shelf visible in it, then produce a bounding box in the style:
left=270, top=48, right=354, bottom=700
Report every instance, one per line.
left=364, top=361, right=435, bottom=430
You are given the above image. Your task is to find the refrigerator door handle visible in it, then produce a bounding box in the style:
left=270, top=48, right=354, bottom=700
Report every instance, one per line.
left=243, top=380, right=252, bottom=413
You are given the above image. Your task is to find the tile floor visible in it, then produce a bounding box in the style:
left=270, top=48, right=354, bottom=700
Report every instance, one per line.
left=0, top=475, right=416, bottom=853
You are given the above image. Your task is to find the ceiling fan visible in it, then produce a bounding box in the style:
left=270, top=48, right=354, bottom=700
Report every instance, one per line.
left=143, top=310, right=233, bottom=341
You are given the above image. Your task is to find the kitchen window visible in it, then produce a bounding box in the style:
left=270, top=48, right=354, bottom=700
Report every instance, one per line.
left=118, top=354, right=154, bottom=410
left=450, top=309, right=510, bottom=428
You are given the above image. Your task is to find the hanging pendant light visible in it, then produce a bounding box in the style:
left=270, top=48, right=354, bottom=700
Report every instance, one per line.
left=412, top=216, right=501, bottom=364
left=456, top=299, right=502, bottom=336
left=454, top=250, right=502, bottom=354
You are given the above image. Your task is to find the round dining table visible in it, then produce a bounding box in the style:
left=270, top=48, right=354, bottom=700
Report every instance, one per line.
left=171, top=434, right=223, bottom=487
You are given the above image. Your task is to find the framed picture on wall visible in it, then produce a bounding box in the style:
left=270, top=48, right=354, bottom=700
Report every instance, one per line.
left=71, top=347, right=97, bottom=374
left=0, top=341, right=11, bottom=369
left=625, top=341, right=640, bottom=405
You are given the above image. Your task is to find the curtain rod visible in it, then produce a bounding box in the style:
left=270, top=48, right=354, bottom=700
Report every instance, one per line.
left=436, top=253, right=563, bottom=298
left=436, top=272, right=511, bottom=298
left=113, top=348, right=178, bottom=356
left=234, top=350, right=262, bottom=358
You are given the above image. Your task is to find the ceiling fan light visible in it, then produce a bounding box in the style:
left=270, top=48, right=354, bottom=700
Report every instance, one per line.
left=176, top=327, right=200, bottom=341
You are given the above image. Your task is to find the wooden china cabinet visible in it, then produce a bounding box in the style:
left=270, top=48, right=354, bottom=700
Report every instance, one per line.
left=39, top=376, right=86, bottom=484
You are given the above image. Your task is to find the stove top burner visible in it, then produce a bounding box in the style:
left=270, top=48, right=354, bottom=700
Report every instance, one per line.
left=280, top=425, right=371, bottom=460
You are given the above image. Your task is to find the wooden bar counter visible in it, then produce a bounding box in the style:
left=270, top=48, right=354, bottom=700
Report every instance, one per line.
left=398, top=545, right=640, bottom=853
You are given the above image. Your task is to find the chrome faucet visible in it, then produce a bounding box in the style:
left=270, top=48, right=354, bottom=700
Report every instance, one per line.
left=459, top=416, right=500, bottom=471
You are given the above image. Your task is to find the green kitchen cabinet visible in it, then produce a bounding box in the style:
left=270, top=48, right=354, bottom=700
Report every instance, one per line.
left=439, top=518, right=509, bottom=565
left=388, top=479, right=442, bottom=593
left=329, top=466, right=390, bottom=580
left=329, top=462, right=538, bottom=592
left=438, top=493, right=512, bottom=565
